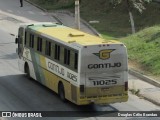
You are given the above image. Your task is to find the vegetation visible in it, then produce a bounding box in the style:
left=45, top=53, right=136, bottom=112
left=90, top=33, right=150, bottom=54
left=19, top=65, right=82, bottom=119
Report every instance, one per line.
left=28, top=0, right=160, bottom=76
left=29, top=0, right=160, bottom=37
left=111, top=0, right=152, bottom=34
left=121, top=26, right=160, bottom=75
left=79, top=0, right=160, bottom=38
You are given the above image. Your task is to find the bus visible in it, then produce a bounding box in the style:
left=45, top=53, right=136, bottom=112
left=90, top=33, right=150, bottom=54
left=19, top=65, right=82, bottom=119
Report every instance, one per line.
left=15, top=22, right=128, bottom=105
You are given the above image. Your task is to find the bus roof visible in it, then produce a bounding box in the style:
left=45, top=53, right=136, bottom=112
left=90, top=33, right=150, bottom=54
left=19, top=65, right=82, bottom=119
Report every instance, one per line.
left=26, top=23, right=121, bottom=46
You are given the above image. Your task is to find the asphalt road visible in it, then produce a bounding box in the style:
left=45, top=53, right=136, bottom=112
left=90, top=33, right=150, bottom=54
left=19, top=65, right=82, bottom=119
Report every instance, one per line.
left=0, top=0, right=160, bottom=120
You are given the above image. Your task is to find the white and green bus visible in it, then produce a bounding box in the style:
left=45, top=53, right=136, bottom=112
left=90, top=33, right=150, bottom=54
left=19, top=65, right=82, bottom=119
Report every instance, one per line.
left=15, top=22, right=128, bottom=105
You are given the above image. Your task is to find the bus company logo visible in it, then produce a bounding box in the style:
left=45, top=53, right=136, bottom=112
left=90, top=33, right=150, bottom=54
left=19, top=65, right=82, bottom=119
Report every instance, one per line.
left=93, top=49, right=115, bottom=60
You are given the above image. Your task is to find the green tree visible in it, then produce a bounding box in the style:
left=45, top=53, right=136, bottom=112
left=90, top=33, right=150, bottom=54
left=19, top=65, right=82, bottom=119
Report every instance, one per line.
left=110, top=0, right=152, bottom=34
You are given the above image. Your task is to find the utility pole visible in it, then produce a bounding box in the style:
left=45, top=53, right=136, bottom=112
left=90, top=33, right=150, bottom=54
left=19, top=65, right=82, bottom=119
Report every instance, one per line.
left=75, top=0, right=80, bottom=30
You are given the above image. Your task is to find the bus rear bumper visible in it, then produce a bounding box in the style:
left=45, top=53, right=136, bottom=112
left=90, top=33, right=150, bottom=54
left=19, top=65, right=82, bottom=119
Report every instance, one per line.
left=76, top=95, right=128, bottom=105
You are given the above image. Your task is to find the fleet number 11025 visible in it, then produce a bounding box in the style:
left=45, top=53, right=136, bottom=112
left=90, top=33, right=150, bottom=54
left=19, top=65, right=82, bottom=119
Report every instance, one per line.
left=93, top=79, right=117, bottom=86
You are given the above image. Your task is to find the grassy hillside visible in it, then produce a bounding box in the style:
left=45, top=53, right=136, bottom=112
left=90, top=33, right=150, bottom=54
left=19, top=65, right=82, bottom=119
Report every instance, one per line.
left=29, top=0, right=160, bottom=76
left=121, top=25, right=160, bottom=75
left=29, top=0, right=160, bottom=38
left=80, top=0, right=160, bottom=38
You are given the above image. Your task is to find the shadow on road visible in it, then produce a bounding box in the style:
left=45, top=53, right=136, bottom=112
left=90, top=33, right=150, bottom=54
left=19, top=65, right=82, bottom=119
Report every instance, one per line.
left=0, top=74, right=118, bottom=118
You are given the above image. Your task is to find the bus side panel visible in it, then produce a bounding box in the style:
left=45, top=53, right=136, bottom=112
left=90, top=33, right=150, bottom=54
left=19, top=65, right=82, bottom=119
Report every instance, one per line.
left=41, top=67, right=73, bottom=102
left=38, top=55, right=76, bottom=103
left=22, top=50, right=75, bottom=103
left=19, top=48, right=37, bottom=80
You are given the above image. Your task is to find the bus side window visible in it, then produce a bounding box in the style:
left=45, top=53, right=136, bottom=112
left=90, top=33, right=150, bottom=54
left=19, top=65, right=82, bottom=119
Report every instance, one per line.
left=24, top=31, right=27, bottom=45
left=25, top=31, right=30, bottom=47
left=55, top=44, right=60, bottom=60
left=29, top=34, right=34, bottom=48
left=37, top=37, right=42, bottom=52
left=74, top=52, right=78, bottom=70
left=64, top=48, right=70, bottom=65
left=60, top=46, right=64, bottom=64
left=51, top=43, right=55, bottom=59
left=45, top=40, right=51, bottom=56
left=18, top=27, right=24, bottom=44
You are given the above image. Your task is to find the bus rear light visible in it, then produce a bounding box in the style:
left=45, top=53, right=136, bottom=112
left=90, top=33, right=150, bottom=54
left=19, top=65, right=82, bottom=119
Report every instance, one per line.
left=15, top=38, right=18, bottom=44
left=107, top=44, right=110, bottom=46
left=125, top=82, right=128, bottom=91
left=80, top=85, right=84, bottom=93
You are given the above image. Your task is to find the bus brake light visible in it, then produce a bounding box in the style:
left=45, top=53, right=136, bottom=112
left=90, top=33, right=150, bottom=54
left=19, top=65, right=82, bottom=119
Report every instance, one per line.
left=125, top=82, right=128, bottom=91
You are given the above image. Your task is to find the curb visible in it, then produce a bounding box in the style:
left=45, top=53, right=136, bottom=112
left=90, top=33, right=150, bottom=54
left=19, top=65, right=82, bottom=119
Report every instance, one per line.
left=53, top=10, right=102, bottom=37
left=129, top=68, right=160, bottom=106
left=25, top=0, right=47, bottom=12
left=138, top=94, right=160, bottom=107
left=25, top=0, right=63, bottom=25
left=129, top=69, right=160, bottom=88
left=49, top=13, right=63, bottom=25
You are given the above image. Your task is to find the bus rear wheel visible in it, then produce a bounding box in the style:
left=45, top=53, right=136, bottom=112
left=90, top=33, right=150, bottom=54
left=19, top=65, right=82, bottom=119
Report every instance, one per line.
left=58, top=82, right=66, bottom=102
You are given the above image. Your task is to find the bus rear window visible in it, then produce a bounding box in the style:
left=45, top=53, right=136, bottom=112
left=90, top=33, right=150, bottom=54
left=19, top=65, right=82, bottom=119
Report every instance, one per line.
left=74, top=52, right=78, bottom=70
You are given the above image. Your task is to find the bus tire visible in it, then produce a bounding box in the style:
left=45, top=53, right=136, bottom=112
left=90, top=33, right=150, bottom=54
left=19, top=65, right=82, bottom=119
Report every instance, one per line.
left=58, top=82, right=66, bottom=102
left=24, top=63, right=30, bottom=79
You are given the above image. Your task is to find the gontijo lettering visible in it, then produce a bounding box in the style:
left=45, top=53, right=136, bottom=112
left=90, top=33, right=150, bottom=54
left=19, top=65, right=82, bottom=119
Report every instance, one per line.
left=88, top=62, right=121, bottom=69
left=48, top=62, right=65, bottom=76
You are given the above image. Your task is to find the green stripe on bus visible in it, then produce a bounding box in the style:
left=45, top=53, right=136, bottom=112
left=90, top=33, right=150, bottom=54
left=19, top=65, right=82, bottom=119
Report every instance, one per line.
left=35, top=52, right=46, bottom=85
left=30, top=50, right=45, bottom=85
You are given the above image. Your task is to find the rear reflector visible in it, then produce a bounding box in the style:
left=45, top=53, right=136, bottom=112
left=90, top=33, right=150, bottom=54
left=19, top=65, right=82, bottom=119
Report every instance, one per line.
left=125, top=82, right=128, bottom=91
